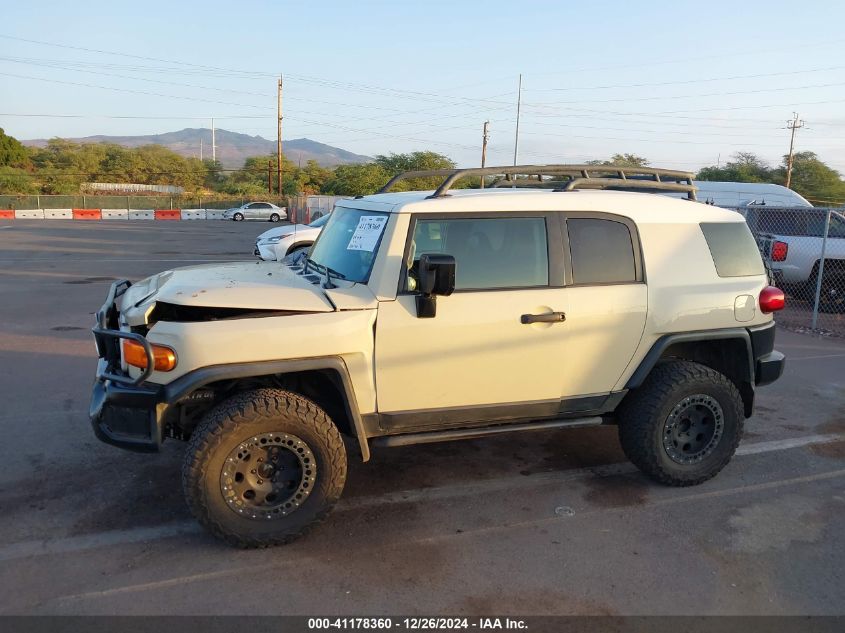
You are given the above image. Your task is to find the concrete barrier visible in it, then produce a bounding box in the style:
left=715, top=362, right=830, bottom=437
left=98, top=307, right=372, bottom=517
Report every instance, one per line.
left=154, top=209, right=181, bottom=221
left=43, top=209, right=73, bottom=220
left=128, top=209, right=155, bottom=220
left=72, top=209, right=102, bottom=220
left=0, top=210, right=14, bottom=219
left=14, top=209, right=44, bottom=219
left=205, top=209, right=227, bottom=220
left=101, top=209, right=129, bottom=220
left=180, top=209, right=207, bottom=220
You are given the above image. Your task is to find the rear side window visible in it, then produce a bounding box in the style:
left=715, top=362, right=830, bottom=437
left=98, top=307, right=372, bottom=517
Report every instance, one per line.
left=700, top=222, right=764, bottom=277
left=567, top=218, right=637, bottom=284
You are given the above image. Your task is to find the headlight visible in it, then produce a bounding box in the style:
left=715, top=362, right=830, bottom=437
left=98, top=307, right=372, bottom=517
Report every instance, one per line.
left=258, top=236, right=283, bottom=245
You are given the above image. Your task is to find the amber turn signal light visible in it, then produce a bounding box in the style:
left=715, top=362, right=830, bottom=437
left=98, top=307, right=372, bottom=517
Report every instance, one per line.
left=122, top=339, right=177, bottom=372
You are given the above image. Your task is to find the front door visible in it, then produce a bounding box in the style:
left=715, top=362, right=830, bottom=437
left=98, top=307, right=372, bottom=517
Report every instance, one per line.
left=374, top=214, right=569, bottom=430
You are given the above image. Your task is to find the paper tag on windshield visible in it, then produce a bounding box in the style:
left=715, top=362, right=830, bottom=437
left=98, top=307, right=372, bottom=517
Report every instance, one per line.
left=347, top=215, right=388, bottom=252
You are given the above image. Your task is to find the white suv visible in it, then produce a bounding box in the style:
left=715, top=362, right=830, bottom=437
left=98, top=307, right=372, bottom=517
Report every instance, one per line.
left=89, top=165, right=786, bottom=548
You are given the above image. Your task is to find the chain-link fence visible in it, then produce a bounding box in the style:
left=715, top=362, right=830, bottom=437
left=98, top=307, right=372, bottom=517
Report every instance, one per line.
left=0, top=194, right=289, bottom=210
left=740, top=206, right=845, bottom=337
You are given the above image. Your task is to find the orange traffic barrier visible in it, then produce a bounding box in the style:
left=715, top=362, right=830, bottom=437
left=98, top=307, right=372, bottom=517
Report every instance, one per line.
left=0, top=210, right=14, bottom=219
left=154, top=209, right=181, bottom=220
left=72, top=209, right=102, bottom=220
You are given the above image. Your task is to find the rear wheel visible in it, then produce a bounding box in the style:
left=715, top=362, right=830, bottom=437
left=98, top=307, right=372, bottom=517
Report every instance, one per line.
left=269, top=213, right=281, bottom=223
left=618, top=361, right=744, bottom=486
left=182, top=388, right=347, bottom=548
left=233, top=212, right=244, bottom=222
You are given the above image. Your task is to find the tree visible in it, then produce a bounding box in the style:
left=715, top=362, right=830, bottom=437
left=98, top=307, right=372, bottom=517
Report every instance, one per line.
left=696, top=152, right=772, bottom=183
left=587, top=153, right=650, bottom=168
left=373, top=151, right=456, bottom=190
left=0, top=166, right=37, bottom=194
left=323, top=163, right=390, bottom=196
left=779, top=151, right=845, bottom=205
left=0, top=129, right=29, bottom=168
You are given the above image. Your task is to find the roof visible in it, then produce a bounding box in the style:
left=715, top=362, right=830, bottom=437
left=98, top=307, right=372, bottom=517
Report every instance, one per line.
left=336, top=188, right=744, bottom=225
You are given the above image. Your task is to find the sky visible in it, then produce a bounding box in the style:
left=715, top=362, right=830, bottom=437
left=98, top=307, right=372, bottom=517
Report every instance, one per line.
left=1, top=0, right=845, bottom=173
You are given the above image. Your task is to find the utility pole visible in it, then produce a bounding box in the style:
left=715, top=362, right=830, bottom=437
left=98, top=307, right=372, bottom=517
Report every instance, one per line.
left=513, top=74, right=522, bottom=167
left=200, top=138, right=203, bottom=161
left=211, top=118, right=216, bottom=163
left=268, top=160, right=272, bottom=194
left=277, top=76, right=283, bottom=196
left=785, top=112, right=805, bottom=190
left=480, top=120, right=490, bottom=189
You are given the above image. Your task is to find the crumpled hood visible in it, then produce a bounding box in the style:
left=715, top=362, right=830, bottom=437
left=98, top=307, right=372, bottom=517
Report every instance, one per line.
left=119, top=260, right=335, bottom=324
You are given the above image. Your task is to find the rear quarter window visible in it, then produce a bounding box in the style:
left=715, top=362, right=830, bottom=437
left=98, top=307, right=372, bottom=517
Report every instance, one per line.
left=700, top=222, right=765, bottom=277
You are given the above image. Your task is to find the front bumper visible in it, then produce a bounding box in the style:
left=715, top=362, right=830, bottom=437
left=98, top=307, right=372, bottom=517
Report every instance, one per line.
left=89, top=280, right=167, bottom=452
left=90, top=360, right=165, bottom=452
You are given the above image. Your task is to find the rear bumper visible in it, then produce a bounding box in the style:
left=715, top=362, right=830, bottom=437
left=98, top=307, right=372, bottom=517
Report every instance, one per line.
left=755, top=351, right=785, bottom=387
left=749, top=321, right=785, bottom=387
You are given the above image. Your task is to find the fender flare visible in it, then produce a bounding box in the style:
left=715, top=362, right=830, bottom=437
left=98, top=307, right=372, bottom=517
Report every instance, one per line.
left=625, top=328, right=754, bottom=390
left=161, top=357, right=371, bottom=461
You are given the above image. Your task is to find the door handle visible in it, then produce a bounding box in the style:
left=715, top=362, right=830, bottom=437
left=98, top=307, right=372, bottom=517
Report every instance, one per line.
left=520, top=311, right=566, bottom=324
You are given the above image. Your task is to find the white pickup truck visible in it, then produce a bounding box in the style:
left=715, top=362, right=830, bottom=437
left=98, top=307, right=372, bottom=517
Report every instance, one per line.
left=744, top=207, right=845, bottom=312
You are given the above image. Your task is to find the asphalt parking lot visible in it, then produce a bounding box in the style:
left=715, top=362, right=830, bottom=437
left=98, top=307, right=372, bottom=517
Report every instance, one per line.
left=0, top=219, right=843, bottom=616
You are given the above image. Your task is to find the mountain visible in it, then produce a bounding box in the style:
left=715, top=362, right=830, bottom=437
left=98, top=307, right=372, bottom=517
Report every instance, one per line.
left=21, top=128, right=372, bottom=169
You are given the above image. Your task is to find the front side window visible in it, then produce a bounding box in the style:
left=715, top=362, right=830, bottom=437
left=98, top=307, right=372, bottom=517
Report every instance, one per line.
left=568, top=218, right=637, bottom=284
left=308, top=208, right=389, bottom=283
left=409, top=217, right=549, bottom=290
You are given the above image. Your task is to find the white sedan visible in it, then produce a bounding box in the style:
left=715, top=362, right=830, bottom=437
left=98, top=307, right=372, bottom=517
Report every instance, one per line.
left=253, top=214, right=329, bottom=260
left=223, top=201, right=287, bottom=222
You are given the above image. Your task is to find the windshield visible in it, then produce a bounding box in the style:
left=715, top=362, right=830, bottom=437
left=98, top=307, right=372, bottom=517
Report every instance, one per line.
left=308, top=214, right=331, bottom=228
left=307, top=207, right=390, bottom=283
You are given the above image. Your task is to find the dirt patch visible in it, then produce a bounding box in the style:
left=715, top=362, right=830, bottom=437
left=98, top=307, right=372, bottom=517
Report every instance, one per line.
left=582, top=474, right=650, bottom=508
left=815, top=417, right=845, bottom=435
left=809, top=440, right=845, bottom=460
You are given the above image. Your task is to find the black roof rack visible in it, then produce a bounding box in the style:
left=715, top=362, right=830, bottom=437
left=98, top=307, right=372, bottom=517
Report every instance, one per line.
left=376, top=164, right=697, bottom=201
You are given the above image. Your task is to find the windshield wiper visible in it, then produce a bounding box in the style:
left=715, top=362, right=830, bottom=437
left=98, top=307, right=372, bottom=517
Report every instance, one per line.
left=309, top=260, right=348, bottom=289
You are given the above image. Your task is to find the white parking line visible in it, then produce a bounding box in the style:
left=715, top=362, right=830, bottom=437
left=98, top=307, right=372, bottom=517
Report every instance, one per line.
left=52, top=466, right=845, bottom=605
left=0, top=432, right=841, bottom=564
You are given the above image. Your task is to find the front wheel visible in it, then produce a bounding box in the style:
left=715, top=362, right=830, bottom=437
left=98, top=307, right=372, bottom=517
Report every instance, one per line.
left=269, top=213, right=281, bottom=223
left=233, top=212, right=244, bottom=222
left=182, top=388, right=347, bottom=548
left=617, top=361, right=744, bottom=486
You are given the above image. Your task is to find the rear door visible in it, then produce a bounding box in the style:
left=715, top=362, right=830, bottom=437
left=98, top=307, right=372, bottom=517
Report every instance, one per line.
left=557, top=214, right=648, bottom=398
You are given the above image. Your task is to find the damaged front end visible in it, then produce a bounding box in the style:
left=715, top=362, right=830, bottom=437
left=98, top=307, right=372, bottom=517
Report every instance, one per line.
left=90, top=279, right=166, bottom=451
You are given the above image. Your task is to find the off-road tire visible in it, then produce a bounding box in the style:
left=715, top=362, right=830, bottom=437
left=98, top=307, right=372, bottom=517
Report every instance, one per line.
left=182, top=388, right=347, bottom=548
left=617, top=361, right=744, bottom=487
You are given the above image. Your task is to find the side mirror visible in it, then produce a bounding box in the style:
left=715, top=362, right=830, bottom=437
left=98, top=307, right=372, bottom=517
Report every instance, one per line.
left=416, top=253, right=456, bottom=318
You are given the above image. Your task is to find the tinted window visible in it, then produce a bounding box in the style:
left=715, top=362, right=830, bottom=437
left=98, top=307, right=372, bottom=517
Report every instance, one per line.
left=410, top=217, right=548, bottom=290
left=700, top=222, right=765, bottom=277
left=568, top=218, right=637, bottom=284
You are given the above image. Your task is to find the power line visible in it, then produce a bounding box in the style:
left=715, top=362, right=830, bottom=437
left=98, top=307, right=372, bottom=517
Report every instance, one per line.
left=524, top=65, right=845, bottom=92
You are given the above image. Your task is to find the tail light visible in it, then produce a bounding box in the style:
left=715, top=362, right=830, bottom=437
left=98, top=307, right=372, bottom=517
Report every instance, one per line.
left=123, top=339, right=177, bottom=372
left=759, top=286, right=785, bottom=313
left=771, top=240, right=788, bottom=262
